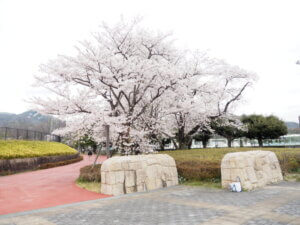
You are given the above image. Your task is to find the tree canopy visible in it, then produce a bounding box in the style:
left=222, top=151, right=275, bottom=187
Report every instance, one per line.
left=33, top=17, right=256, bottom=153
left=212, top=117, right=245, bottom=147
left=241, top=114, right=287, bottom=147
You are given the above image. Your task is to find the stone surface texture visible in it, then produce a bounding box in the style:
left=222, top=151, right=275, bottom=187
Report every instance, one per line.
left=101, top=154, right=178, bottom=196
left=221, top=150, right=283, bottom=190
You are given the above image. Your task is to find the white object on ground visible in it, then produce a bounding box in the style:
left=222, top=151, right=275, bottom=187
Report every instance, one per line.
left=229, top=182, right=242, bottom=192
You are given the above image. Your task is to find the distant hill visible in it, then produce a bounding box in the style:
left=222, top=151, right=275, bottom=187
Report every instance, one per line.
left=0, top=110, right=65, bottom=133
left=285, top=121, right=299, bottom=129
left=284, top=122, right=300, bottom=134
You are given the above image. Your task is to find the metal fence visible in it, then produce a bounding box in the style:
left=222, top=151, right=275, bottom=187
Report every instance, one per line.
left=0, top=127, right=61, bottom=142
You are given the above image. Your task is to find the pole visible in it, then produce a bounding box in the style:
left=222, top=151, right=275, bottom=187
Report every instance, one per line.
left=105, top=125, right=110, bottom=158
left=92, top=144, right=102, bottom=168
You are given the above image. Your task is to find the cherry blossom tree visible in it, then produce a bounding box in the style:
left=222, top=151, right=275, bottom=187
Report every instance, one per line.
left=33, top=18, right=182, bottom=154
left=32, top=17, right=256, bottom=153
left=139, top=55, right=256, bottom=149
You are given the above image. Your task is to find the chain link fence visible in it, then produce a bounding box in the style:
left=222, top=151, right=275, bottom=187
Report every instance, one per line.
left=0, top=127, right=61, bottom=142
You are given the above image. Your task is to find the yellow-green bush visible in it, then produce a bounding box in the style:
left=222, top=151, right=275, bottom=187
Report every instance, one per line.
left=165, top=148, right=300, bottom=181
left=0, top=140, right=77, bottom=159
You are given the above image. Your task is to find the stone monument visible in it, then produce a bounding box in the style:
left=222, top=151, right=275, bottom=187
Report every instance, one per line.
left=221, top=150, right=283, bottom=190
left=101, top=154, right=178, bottom=195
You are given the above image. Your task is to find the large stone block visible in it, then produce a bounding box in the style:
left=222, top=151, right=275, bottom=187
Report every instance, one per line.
left=221, top=150, right=283, bottom=190
left=101, top=154, right=178, bottom=196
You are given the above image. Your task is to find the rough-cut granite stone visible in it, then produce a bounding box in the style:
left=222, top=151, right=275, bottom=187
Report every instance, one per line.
left=101, top=154, right=178, bottom=196
left=221, top=150, right=283, bottom=190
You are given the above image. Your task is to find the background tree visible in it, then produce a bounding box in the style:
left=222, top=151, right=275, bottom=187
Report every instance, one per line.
left=241, top=114, right=288, bottom=147
left=74, top=134, right=98, bottom=153
left=212, top=117, right=245, bottom=147
left=193, top=125, right=213, bottom=148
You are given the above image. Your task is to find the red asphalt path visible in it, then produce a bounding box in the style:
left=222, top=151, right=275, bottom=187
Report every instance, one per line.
left=0, top=155, right=109, bottom=215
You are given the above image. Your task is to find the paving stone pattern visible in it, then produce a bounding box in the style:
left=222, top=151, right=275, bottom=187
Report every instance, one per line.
left=242, top=218, right=287, bottom=225
left=273, top=200, right=300, bottom=216
left=0, top=181, right=299, bottom=225
left=46, top=199, right=225, bottom=225
left=166, top=187, right=282, bottom=206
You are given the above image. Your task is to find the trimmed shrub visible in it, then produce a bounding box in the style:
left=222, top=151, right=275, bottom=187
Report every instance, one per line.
left=0, top=140, right=77, bottom=159
left=277, top=152, right=300, bottom=175
left=176, top=161, right=221, bottom=181
left=166, top=148, right=300, bottom=181
left=78, top=164, right=102, bottom=182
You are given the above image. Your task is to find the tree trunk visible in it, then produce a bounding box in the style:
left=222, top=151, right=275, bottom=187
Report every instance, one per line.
left=177, top=126, right=188, bottom=149
left=258, top=138, right=263, bottom=147
left=227, top=138, right=232, bottom=148
left=239, top=139, right=243, bottom=147
left=202, top=140, right=208, bottom=148
left=179, top=142, right=188, bottom=149
left=171, top=139, right=178, bottom=150
left=159, top=142, right=165, bottom=151
left=187, top=139, right=193, bottom=149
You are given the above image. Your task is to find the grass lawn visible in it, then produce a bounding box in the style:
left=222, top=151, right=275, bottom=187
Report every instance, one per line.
left=0, top=140, right=77, bottom=159
left=164, top=147, right=300, bottom=183
left=76, top=180, right=101, bottom=193
left=183, top=180, right=222, bottom=188
left=284, top=173, right=300, bottom=182
left=164, top=147, right=300, bottom=163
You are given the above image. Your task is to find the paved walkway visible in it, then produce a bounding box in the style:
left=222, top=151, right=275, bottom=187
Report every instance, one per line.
left=0, top=155, right=109, bottom=215
left=0, top=181, right=299, bottom=225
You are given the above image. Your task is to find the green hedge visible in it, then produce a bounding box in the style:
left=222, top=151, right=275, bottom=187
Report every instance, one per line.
left=176, top=161, right=221, bottom=181
left=166, top=148, right=300, bottom=181
left=0, top=140, right=77, bottom=159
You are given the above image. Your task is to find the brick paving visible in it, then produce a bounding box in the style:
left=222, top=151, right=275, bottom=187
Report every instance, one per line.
left=0, top=155, right=109, bottom=215
left=242, top=218, right=287, bottom=225
left=273, top=200, right=300, bottom=216
left=0, top=181, right=299, bottom=225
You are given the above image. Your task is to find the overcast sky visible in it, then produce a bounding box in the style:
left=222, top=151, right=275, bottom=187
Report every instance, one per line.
left=0, top=0, right=299, bottom=122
